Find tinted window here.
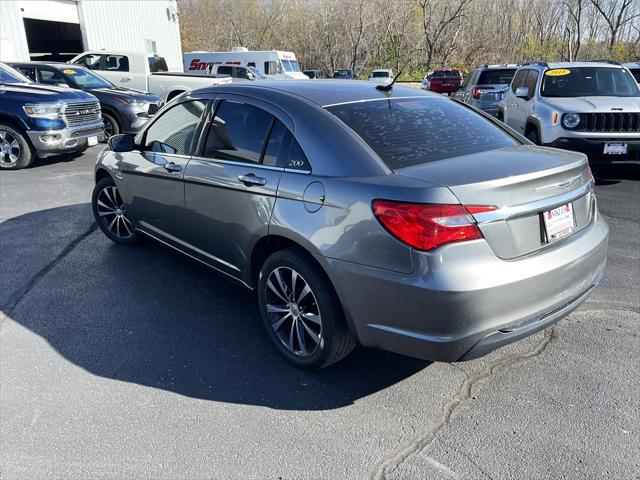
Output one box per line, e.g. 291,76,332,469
148,56,168,73
15,66,36,81
145,100,206,155
541,67,639,97
76,54,102,70
479,69,517,85
262,120,311,170
218,66,233,76
39,68,66,85
629,68,640,83
204,101,273,164
511,69,528,92
104,55,129,72
263,120,291,167
523,70,539,97
327,98,518,170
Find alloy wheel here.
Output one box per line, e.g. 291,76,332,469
103,117,115,138
95,185,135,239
265,267,322,357
0,129,21,167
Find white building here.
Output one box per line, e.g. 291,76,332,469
0,0,183,71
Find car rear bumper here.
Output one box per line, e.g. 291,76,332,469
322,213,608,362
545,137,640,162
27,121,105,156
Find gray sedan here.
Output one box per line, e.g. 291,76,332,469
92,81,608,369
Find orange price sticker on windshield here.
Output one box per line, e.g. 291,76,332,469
545,69,571,76
63,69,77,74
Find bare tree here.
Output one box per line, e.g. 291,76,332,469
563,0,585,60
590,0,640,53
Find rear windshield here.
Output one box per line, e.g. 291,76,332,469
477,69,516,85
372,71,390,78
433,70,460,77
327,97,518,170
541,67,639,97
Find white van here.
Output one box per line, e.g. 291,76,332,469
184,47,308,80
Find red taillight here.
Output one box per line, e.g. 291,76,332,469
471,87,483,99
372,200,495,252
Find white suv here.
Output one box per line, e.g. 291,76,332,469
498,61,640,161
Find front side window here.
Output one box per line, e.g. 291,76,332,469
511,69,528,92
541,67,639,97
145,100,206,155
203,101,274,164
264,61,282,75
104,55,130,72
523,70,539,98
14,66,36,82
327,97,518,170
76,54,102,70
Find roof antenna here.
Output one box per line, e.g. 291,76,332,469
376,57,412,92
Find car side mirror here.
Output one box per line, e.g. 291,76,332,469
108,134,136,152
515,86,530,99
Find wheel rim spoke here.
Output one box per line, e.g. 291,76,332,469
300,318,320,345
97,185,134,239
265,266,322,358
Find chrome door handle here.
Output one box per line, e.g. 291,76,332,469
122,77,133,81
163,162,181,172
238,173,266,186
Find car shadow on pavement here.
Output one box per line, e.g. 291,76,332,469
592,162,639,184
1,204,431,411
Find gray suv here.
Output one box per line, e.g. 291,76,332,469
453,64,518,116
499,61,640,161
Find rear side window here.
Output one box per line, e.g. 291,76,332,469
148,56,168,73
629,68,640,83
327,97,518,170
217,66,233,76
204,101,274,164
104,55,129,72
479,69,517,85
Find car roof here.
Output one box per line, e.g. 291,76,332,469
9,61,81,69
195,80,434,107
531,61,625,69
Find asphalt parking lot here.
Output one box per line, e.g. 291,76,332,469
0,147,638,480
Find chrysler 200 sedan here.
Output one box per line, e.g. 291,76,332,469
92,81,609,369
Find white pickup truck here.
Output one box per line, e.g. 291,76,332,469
69,50,231,103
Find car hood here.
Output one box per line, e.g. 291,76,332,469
87,87,160,102
0,82,98,103
545,96,640,112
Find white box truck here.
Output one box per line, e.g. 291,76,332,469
183,47,308,80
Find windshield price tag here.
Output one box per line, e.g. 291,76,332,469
543,203,575,241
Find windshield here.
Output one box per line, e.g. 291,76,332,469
327,97,517,169
0,63,32,84
62,67,112,89
372,71,390,78
477,69,516,85
281,59,301,73
542,67,639,97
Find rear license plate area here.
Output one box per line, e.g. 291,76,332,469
543,203,575,242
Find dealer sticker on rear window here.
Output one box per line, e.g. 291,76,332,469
545,69,571,76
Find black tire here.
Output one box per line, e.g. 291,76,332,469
526,128,539,145
0,123,36,170
92,176,140,245
102,112,120,142
258,247,355,370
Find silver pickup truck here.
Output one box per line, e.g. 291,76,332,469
498,61,640,161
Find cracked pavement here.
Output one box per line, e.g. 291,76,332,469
0,149,638,479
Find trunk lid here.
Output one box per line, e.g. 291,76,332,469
397,145,595,259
